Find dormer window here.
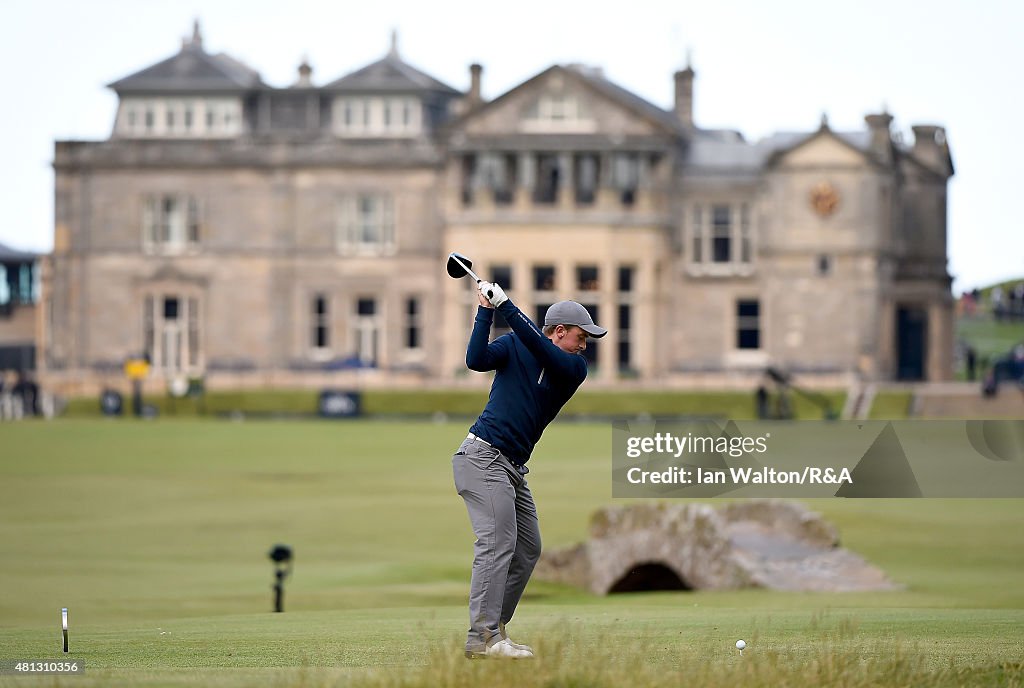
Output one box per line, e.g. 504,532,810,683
116,98,242,138
333,97,422,137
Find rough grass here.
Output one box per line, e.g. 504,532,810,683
0,419,1021,687
1,609,1021,687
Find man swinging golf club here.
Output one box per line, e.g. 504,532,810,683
452,274,606,659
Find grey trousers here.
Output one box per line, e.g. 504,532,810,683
453,436,541,652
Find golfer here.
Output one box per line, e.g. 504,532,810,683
453,280,606,659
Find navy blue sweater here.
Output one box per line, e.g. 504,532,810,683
466,300,587,465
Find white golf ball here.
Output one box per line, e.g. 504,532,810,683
736,639,746,650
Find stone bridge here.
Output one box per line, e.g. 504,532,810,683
534,500,898,594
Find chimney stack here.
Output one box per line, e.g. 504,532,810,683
912,124,951,175
294,58,313,88
864,112,894,163
469,63,483,104
673,66,695,129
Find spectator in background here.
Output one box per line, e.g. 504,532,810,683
965,344,977,382
960,291,977,317
1015,344,1024,398
755,384,769,419
13,371,40,416
992,286,1005,321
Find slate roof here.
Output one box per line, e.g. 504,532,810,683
325,47,460,95
564,64,682,134
686,129,876,170
107,27,263,93
0,241,39,263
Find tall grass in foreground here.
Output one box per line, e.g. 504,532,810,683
351,621,1023,688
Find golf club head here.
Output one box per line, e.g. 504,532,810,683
445,252,492,299
446,252,473,279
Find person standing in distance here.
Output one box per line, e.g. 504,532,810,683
453,279,606,659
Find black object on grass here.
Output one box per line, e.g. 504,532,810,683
268,545,293,613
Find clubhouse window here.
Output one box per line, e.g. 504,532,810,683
336,193,396,255
142,195,201,254
736,299,761,350
405,297,422,350
490,264,513,291
576,265,599,291
618,303,632,371
689,202,754,270
533,265,555,292
311,294,330,352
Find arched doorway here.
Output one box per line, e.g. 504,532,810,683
608,562,690,593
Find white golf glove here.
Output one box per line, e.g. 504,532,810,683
479,280,508,307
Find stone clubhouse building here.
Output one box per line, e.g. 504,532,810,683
41,23,954,394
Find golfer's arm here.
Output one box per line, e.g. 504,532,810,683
499,301,586,380
466,306,506,371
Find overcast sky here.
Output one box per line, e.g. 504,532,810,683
4,0,1021,292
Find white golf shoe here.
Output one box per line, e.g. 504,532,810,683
499,623,534,654
485,639,534,659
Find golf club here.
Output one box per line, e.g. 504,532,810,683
62,608,68,653
446,252,493,299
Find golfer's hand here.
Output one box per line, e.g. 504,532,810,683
477,289,493,309
480,281,508,307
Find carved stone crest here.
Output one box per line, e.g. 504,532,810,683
810,181,839,217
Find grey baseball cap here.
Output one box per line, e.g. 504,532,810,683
544,301,607,338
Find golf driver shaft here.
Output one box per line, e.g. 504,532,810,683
451,254,493,299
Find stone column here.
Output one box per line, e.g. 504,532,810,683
877,298,895,381
600,258,617,382
558,153,575,210
514,257,531,308
635,154,652,212
928,299,953,381
635,257,657,379
447,158,464,215
474,152,494,213
597,152,618,209
516,152,535,212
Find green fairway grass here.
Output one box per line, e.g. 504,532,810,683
1,419,1022,687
